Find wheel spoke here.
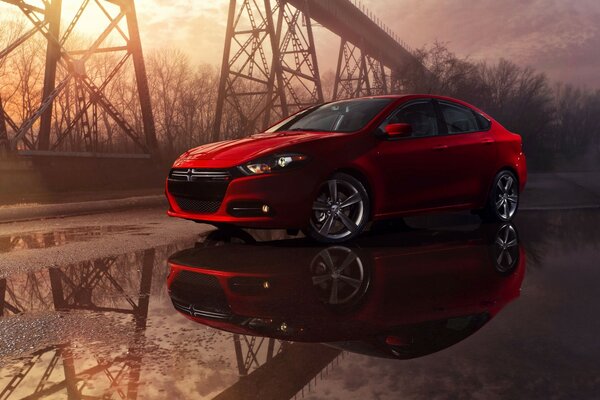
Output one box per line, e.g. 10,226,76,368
319,214,336,236
336,252,357,273
503,202,509,218
497,251,505,265
339,275,362,288
338,212,358,233
496,198,504,208
504,227,510,242
329,279,339,304
328,180,338,202
313,200,329,211
504,176,513,192
507,195,518,204
506,239,518,247
319,248,335,270
505,251,513,265
340,192,361,208
312,275,331,286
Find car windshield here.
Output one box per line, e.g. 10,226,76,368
269,98,393,133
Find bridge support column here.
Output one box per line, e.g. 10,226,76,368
214,0,324,140
333,39,389,100
0,97,10,157
38,0,62,151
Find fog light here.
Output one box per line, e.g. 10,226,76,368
280,322,288,332
263,281,270,289
261,205,270,213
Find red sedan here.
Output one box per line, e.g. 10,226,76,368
166,95,527,243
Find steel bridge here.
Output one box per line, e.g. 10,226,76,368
213,0,419,138
0,0,418,161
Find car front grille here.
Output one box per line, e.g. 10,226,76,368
168,168,232,214
169,270,231,318
169,169,231,182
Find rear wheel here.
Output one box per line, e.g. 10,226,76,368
482,170,519,222
306,173,370,243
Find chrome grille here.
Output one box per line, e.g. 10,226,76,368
170,169,230,182
172,299,231,320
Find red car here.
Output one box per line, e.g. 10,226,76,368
167,223,525,359
166,95,527,243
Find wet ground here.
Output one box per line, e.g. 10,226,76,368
0,207,599,399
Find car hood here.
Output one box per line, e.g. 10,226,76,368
174,131,340,167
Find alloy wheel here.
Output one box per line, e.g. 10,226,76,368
495,173,518,220
310,179,366,241
492,224,519,273
310,246,366,306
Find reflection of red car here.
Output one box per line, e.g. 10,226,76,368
166,95,527,243
167,224,525,359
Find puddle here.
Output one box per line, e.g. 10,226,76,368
0,210,599,399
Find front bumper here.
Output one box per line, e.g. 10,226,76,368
165,167,318,229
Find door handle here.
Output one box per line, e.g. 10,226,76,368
432,145,448,151
481,139,494,145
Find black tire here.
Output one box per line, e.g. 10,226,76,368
481,170,519,223
306,173,370,243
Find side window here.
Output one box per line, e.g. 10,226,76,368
475,112,491,130
384,101,438,137
439,101,480,134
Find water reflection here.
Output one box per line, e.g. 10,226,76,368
0,225,144,253
167,223,525,359
0,245,179,399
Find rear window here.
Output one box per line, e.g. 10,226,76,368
438,101,480,134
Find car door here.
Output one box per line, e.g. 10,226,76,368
372,99,453,215
435,100,497,206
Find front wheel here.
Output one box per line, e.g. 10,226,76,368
306,173,370,243
482,170,519,222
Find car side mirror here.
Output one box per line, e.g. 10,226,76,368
384,123,412,138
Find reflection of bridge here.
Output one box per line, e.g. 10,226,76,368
0,249,156,400
0,0,419,160
0,246,342,399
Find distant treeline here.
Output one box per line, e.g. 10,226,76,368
398,42,600,170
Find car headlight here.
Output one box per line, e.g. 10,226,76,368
239,153,308,175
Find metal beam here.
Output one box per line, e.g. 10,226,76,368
214,343,341,400
124,0,160,159
287,0,416,70
37,0,62,151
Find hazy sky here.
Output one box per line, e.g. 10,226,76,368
2,0,599,88
136,0,600,88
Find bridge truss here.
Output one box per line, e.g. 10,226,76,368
0,0,158,157
213,0,419,138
